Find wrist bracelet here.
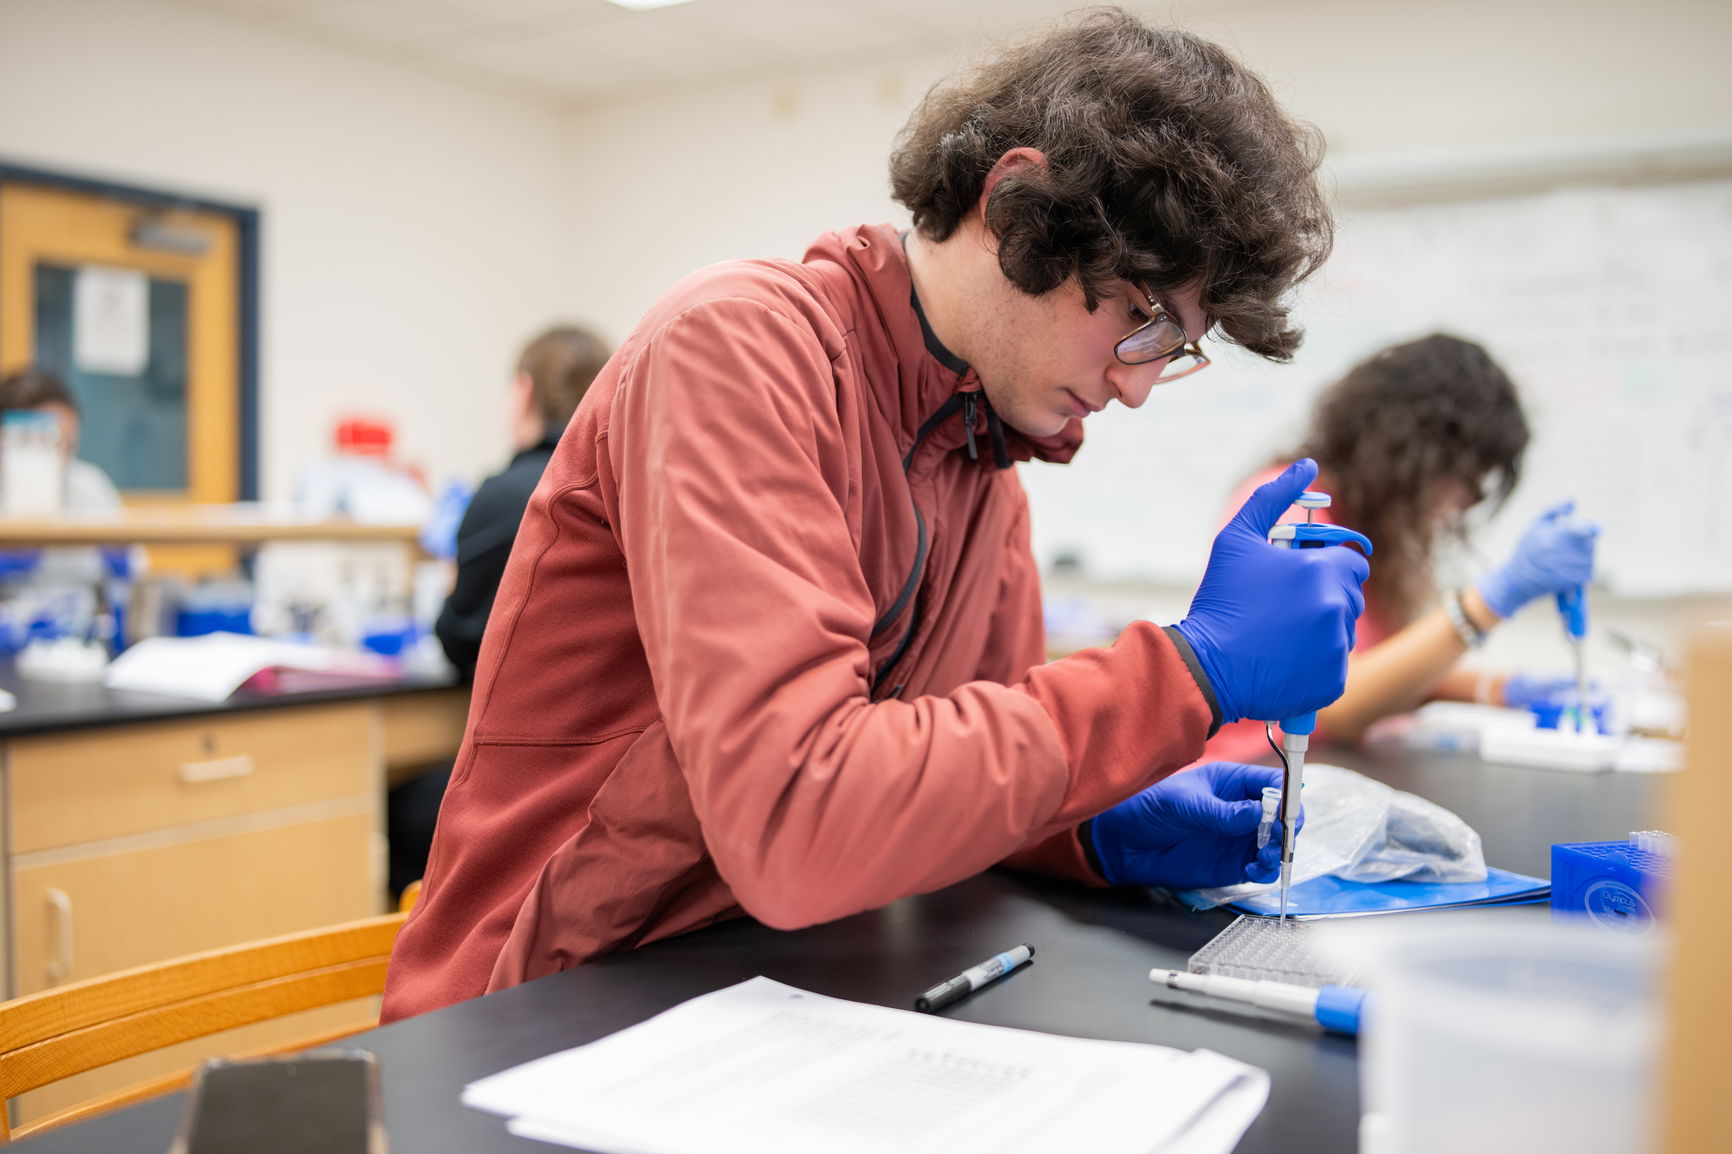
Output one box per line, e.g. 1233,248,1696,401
1443,589,1486,649
1474,668,1499,705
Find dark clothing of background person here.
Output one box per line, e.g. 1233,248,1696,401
434,433,561,682
389,432,560,898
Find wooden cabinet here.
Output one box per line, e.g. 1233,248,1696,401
8,703,377,858
2,701,387,1124
4,702,384,996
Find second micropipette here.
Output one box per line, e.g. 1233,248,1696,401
1557,584,1589,732
1155,969,1368,1037
1265,492,1373,921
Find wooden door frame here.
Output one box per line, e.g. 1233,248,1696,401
0,162,261,500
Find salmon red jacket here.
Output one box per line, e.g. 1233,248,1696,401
382,224,1217,1021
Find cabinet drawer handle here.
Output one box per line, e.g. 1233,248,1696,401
178,754,256,783
46,887,72,986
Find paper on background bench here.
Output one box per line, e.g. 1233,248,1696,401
103,631,396,700
463,976,1267,1154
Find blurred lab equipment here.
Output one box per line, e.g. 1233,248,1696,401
1551,832,1674,933
295,415,432,525
1357,912,1660,1154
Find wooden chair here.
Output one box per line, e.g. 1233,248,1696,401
0,907,412,1143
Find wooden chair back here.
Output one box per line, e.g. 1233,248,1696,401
0,910,407,1143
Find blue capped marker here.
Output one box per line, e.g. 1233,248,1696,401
915,944,1034,1012
1156,969,1368,1037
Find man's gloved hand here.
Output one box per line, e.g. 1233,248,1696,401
1087,762,1301,890
1173,459,1370,724
1475,501,1599,620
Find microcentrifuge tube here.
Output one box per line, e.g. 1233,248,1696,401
1257,787,1281,849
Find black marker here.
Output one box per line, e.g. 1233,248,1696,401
914,943,1035,1012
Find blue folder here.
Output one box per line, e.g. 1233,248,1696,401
1223,866,1551,920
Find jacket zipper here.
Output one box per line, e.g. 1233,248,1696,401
871,391,971,698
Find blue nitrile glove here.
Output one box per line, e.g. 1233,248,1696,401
419,477,474,562
1501,672,1583,710
1088,762,1302,889
1475,501,1599,620
1172,459,1370,725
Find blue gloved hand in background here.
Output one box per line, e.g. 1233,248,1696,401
1476,501,1598,620
419,477,475,562
1088,762,1300,889
1501,672,1586,710
1173,459,1370,724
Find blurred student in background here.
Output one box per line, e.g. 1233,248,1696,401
434,324,611,681
1202,333,1598,762
0,367,131,590
0,367,125,513
388,323,610,899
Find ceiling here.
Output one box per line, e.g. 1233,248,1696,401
181,0,1120,105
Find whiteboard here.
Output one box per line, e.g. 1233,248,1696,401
1021,178,1732,597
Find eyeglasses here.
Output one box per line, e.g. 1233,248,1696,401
1114,285,1210,382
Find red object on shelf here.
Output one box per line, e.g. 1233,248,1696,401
335,416,394,457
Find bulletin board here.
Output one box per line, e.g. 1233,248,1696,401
1020,176,1732,597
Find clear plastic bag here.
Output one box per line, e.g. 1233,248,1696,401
1178,763,1487,910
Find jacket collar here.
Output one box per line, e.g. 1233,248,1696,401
803,224,1082,468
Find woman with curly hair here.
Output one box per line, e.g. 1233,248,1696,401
1203,333,1599,760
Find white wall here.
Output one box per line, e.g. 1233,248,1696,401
3,0,1726,666
557,0,1732,333
550,0,1732,673
6,0,1726,497
0,0,580,500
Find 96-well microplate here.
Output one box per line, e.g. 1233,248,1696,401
1187,915,1359,989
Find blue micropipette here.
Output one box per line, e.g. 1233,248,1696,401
1266,492,1373,921
1557,584,1589,732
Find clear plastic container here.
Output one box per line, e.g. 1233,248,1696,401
1359,913,1660,1154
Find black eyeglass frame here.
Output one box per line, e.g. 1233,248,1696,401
1113,285,1210,381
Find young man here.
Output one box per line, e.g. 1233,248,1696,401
383,10,1366,1021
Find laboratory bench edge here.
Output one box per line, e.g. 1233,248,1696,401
6,743,1659,1154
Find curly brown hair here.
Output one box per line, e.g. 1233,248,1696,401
889,8,1332,361
1294,334,1530,625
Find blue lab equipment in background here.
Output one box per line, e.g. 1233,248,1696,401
1529,694,1612,734
174,580,255,637
1551,834,1673,932
360,616,418,657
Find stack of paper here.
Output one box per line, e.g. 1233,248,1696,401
463,977,1267,1154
